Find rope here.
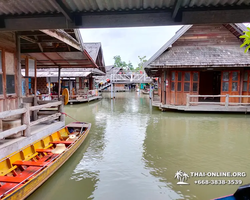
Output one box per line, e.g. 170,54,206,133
60,112,80,122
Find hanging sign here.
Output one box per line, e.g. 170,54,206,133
166,80,169,87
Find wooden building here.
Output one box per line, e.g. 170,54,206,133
21,42,106,100
145,23,250,112
0,29,101,158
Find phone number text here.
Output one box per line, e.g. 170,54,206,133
194,180,243,185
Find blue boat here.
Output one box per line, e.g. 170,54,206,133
214,184,250,200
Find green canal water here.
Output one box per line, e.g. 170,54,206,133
27,92,250,200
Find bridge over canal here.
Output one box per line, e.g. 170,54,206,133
97,73,153,98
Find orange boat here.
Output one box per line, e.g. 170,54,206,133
0,122,91,200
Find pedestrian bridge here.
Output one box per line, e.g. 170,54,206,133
110,74,152,84
96,73,152,92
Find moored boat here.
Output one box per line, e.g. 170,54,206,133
141,90,149,94
214,184,250,200
0,122,91,200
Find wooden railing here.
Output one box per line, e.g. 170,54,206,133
186,94,250,108
37,89,99,101
0,100,64,140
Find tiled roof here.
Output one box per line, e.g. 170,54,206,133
150,45,250,67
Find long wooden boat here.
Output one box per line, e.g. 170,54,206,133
0,122,91,200
141,90,149,94
214,184,250,200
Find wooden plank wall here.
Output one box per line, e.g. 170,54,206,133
0,32,19,112
174,24,241,47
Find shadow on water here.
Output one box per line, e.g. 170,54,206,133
27,92,250,200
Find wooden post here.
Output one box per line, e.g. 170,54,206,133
48,77,51,98
34,60,37,96
2,50,6,110
163,70,166,105
25,57,29,97
225,94,229,108
58,66,61,100
149,83,152,99
239,69,244,104
15,33,23,105
33,96,38,121
111,83,113,99
59,97,65,122
22,103,31,137
186,94,190,108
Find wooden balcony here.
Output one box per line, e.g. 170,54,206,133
0,99,65,160
153,94,250,113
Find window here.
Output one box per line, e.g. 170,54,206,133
28,59,35,77
177,72,182,91
5,52,15,94
6,75,15,94
192,72,199,92
222,72,229,92
231,71,238,91
0,74,2,95
184,72,190,92
243,71,250,92
171,71,175,91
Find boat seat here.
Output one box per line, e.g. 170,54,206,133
50,141,74,145
13,161,49,167
36,149,53,153
0,176,27,184
0,183,19,196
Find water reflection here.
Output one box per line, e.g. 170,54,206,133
27,92,250,200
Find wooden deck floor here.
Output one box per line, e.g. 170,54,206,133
68,96,102,104
0,121,64,160
152,101,250,113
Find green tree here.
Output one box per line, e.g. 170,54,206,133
113,55,133,70
127,61,133,71
240,27,250,53
135,56,147,71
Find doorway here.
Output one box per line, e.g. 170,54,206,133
199,71,221,102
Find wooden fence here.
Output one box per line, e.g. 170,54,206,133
186,94,250,108
0,100,64,140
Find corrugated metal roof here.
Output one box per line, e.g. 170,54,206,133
0,0,250,15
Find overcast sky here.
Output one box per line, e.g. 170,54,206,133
80,25,182,68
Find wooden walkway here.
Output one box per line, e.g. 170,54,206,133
68,96,102,104
152,101,250,113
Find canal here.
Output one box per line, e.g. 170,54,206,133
28,92,250,200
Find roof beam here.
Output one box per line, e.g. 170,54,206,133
20,36,37,43
172,0,182,21
48,0,74,22
1,8,250,31
34,35,43,52
39,29,81,51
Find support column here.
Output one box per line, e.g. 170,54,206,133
48,77,51,96
59,97,65,122
111,83,114,99
163,70,166,105
34,60,37,96
22,103,31,137
15,33,23,105
149,83,152,99
58,66,61,100
25,57,29,97
113,83,115,98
